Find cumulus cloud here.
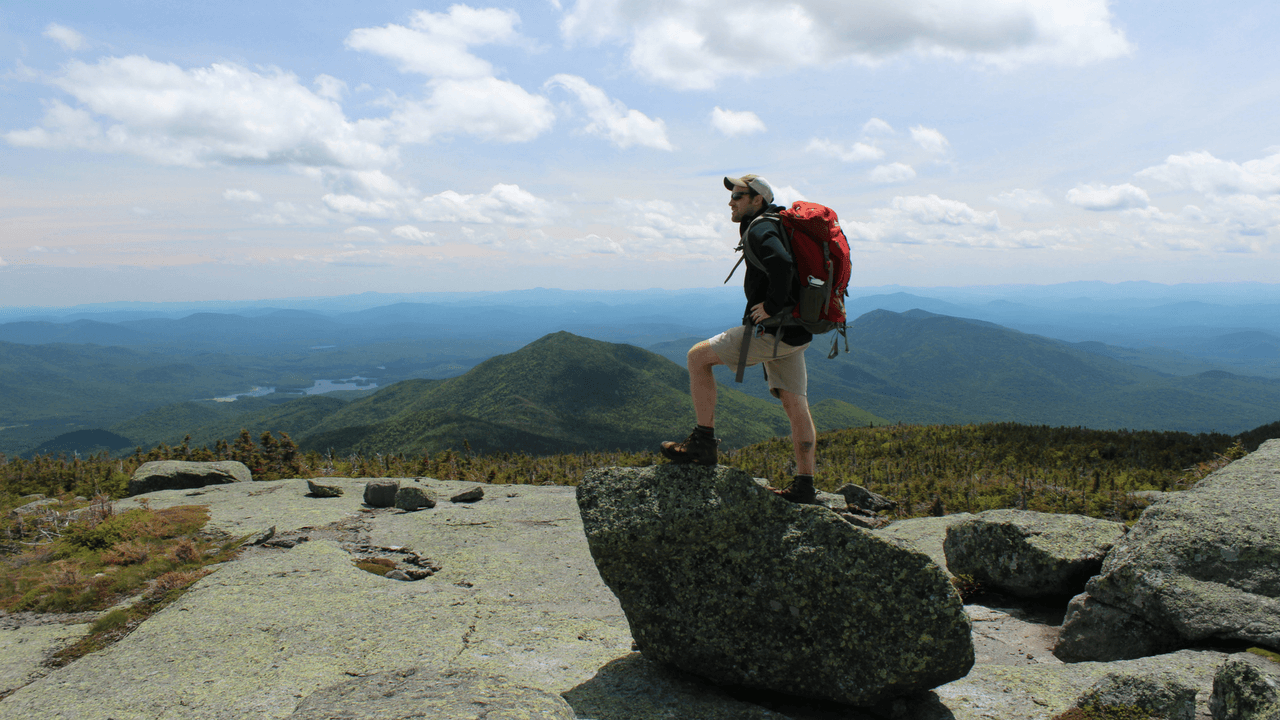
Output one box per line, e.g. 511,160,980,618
313,74,347,101
870,163,917,184
5,57,392,169
807,138,884,163
391,225,437,244
344,225,380,236
840,194,1036,249
347,7,555,145
616,199,731,255
910,125,950,153
223,189,264,202
990,188,1053,210
1136,149,1280,197
44,23,85,51
409,184,561,226
892,195,1001,229
545,74,672,150
1066,183,1151,210
345,6,520,79
863,118,895,135
710,107,765,137
392,77,555,144
561,0,1131,89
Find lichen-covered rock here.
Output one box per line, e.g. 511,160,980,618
1075,670,1197,720
1055,592,1182,662
287,667,576,719
836,483,898,513
943,509,1126,598
872,513,974,580
576,464,974,706
363,480,399,508
128,460,251,495
305,480,343,498
394,485,436,511
450,486,485,503
1211,658,1280,720
1071,440,1280,658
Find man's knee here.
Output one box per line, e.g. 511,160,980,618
687,341,722,370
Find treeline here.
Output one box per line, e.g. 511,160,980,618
0,423,1261,523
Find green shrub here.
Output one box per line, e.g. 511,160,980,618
90,608,130,634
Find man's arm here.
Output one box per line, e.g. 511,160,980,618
747,218,794,315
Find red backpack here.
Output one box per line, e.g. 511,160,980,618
726,201,852,362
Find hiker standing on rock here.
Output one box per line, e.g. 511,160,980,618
660,174,818,504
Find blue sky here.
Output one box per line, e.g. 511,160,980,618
2,1,1279,305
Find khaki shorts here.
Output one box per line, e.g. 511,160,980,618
708,325,809,398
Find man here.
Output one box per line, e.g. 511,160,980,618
660,174,818,504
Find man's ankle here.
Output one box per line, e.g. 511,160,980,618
694,424,715,436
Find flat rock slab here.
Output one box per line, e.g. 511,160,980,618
287,667,575,719
944,509,1126,597
577,464,974,706
0,478,631,720
0,619,90,697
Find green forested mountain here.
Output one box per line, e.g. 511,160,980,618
296,331,884,454
110,395,349,450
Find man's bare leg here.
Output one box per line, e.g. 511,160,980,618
687,341,725,427
778,389,816,474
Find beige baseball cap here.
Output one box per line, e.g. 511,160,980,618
723,174,774,204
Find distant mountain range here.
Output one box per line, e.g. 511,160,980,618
8,300,1280,458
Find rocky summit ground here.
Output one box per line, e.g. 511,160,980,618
0,475,1264,719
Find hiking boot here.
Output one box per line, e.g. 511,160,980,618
772,476,817,504
660,429,720,466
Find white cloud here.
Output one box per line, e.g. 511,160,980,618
344,225,380,236
562,0,1131,89
807,138,884,163
710,107,765,137
892,195,1001,229
249,201,343,226
771,185,807,209
391,225,437,244
1066,183,1151,211
412,184,561,226
616,199,731,255
44,23,85,51
345,6,521,80
5,57,392,170
870,163,917,184
862,118,895,136
1136,150,1280,197
990,188,1053,210
223,189,264,203
545,74,672,150
392,77,555,144
313,74,347,101
910,125,950,153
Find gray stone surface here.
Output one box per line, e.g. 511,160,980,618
1211,658,1280,720
450,486,485,503
394,484,435,511
577,464,974,706
305,480,342,498
362,479,399,507
128,460,251,495
1073,439,1280,656
944,509,1126,598
1055,591,1182,662
287,667,576,719
835,483,898,513
10,498,59,515
1075,670,1197,720
872,513,974,579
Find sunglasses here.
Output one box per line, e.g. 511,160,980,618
730,191,751,200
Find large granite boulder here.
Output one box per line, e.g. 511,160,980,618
1074,670,1197,720
1055,591,1182,662
1211,658,1280,720
872,513,974,579
363,480,399,508
577,464,974,706
943,509,1126,598
128,460,251,495
1057,441,1280,661
395,485,436,511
